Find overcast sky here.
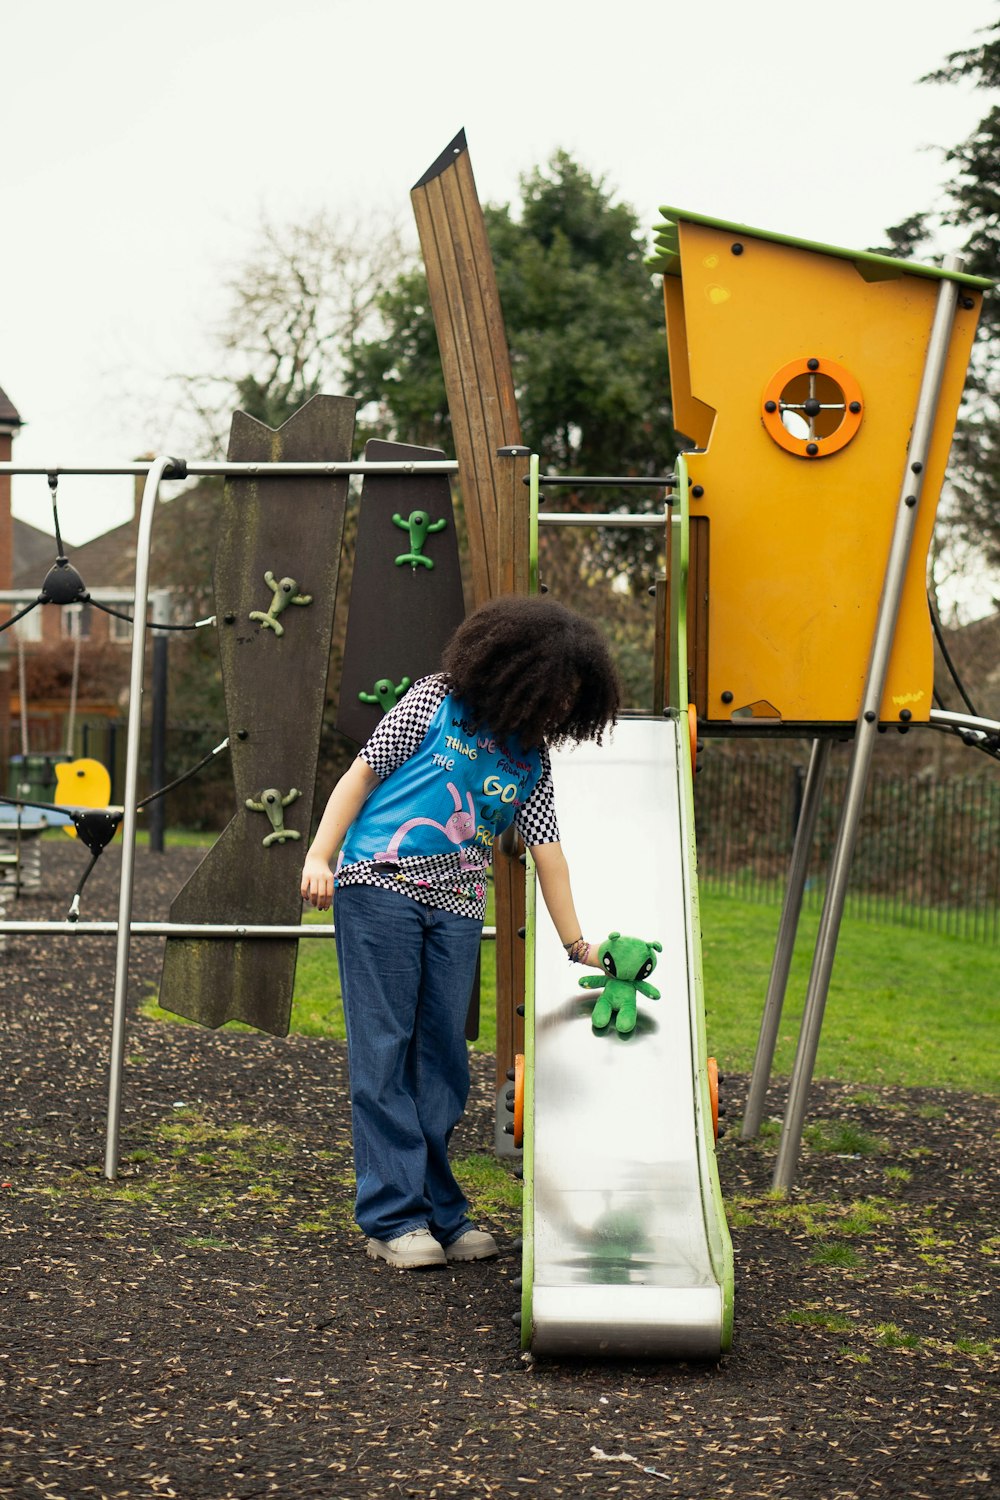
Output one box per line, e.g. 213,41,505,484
2,0,996,579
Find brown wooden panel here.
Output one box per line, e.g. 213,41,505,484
158,395,355,1034
411,130,524,608
337,439,466,746
495,446,531,597
433,170,496,528
413,182,494,603
439,164,510,459
411,131,528,1092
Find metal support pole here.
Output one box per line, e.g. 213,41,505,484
0,460,459,478
148,590,170,855
741,738,830,1139
0,920,498,939
773,261,963,1193
537,513,668,529
103,457,173,1180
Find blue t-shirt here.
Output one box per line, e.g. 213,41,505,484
336,675,558,920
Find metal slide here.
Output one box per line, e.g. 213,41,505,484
521,711,733,1358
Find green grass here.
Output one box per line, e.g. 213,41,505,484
144,878,999,1095
781,1307,854,1334
874,1322,921,1350
37,827,216,849
452,1152,523,1226
803,1121,885,1155
699,891,1000,1093
142,829,217,848
288,889,1000,1089
809,1243,863,1269
145,891,499,1048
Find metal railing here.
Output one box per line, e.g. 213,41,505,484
695,753,1000,943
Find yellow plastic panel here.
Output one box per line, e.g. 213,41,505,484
663,275,716,449
665,220,981,725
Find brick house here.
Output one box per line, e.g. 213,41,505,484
0,379,218,789
9,477,148,762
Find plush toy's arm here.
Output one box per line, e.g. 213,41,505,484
637,980,660,1000
578,975,607,990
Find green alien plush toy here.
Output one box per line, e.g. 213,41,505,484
579,931,662,1036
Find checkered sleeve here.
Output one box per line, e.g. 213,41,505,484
358,675,448,779
516,746,560,846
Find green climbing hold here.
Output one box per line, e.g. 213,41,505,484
249,570,312,636
245,787,301,846
392,510,447,569
359,677,412,715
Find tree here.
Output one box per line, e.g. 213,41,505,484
350,151,675,486
177,209,413,453
348,149,679,708
160,213,416,820
169,159,676,716
347,152,675,705
878,19,1000,577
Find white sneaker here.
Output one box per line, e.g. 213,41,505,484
366,1229,446,1269
445,1229,499,1262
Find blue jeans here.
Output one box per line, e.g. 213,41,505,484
333,884,483,1244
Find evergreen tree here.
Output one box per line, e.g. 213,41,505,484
349,152,676,599
349,153,674,481
880,19,1000,569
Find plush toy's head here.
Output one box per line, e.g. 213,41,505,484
598,930,662,984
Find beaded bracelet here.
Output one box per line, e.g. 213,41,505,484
565,936,591,965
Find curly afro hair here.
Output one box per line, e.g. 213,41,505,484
441,596,620,750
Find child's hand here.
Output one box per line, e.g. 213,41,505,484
301,852,334,911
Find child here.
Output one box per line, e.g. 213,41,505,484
300,595,620,1270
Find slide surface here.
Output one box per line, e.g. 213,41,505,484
522,712,733,1358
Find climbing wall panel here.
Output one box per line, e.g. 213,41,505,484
158,394,355,1034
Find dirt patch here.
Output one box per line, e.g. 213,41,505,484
0,844,996,1498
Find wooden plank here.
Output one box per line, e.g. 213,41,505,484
494,448,531,599
158,395,355,1034
426,171,500,586
412,182,495,603
412,130,526,605
411,131,529,1098
453,147,522,440
439,165,507,459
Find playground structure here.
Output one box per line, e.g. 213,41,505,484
648,204,991,1191
0,132,993,1362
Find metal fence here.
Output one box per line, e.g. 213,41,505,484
17,723,1000,942
695,752,1000,943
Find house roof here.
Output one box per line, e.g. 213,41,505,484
0,384,22,427
18,481,221,600
12,517,60,589
70,515,140,589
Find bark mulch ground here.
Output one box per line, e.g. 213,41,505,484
0,843,997,1499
